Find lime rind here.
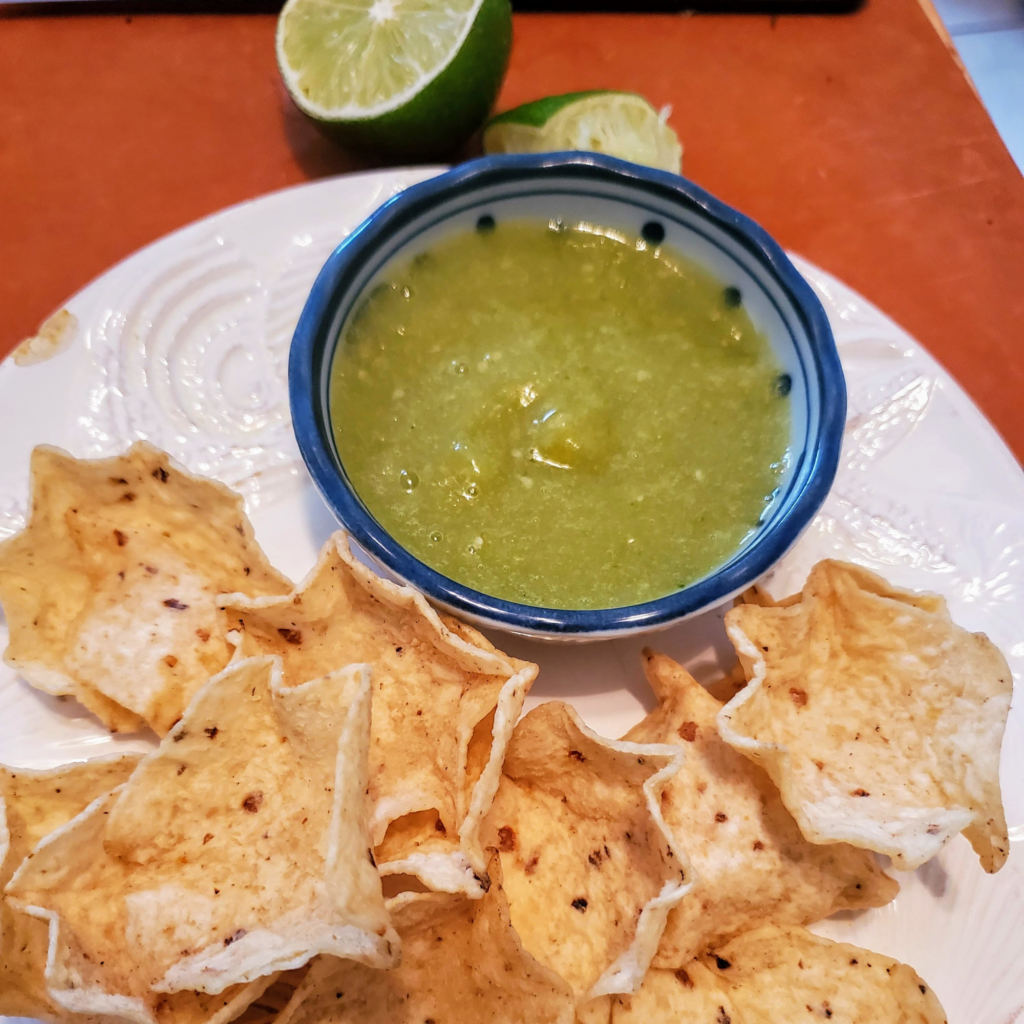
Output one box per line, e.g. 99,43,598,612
483,91,683,174
486,90,617,129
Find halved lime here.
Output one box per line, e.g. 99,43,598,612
483,91,683,173
277,0,512,160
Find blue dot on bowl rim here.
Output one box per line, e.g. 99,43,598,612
641,220,666,245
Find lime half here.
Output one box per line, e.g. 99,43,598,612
277,0,512,160
484,91,683,173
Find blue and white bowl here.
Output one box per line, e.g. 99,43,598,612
289,153,845,640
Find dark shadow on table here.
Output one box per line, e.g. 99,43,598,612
277,88,376,182
276,81,486,180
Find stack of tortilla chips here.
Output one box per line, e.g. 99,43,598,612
2,445,1011,1023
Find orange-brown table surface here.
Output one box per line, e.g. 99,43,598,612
2,3,1023,458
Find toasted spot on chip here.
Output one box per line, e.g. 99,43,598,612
6,656,397,1019
483,701,689,1002
0,754,141,1020
624,651,897,969
0,443,291,735
719,560,1012,871
275,861,574,1024
242,790,264,813
220,533,536,894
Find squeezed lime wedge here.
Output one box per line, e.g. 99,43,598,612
484,91,683,173
277,0,512,159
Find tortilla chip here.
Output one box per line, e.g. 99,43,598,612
704,662,747,705
610,925,946,1023
609,960,739,1023
576,999,614,1024
719,560,1013,871
6,656,397,1021
0,442,291,735
0,754,142,1020
276,865,575,1024
6,787,280,1024
624,651,897,968
482,701,690,1003
232,970,309,1024
13,308,78,367
701,924,947,1023
734,584,800,611
221,533,537,894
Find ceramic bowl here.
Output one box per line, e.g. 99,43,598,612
289,153,845,640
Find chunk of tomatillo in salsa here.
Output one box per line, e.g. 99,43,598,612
329,219,791,610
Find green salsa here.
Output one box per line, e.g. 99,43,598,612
330,220,791,609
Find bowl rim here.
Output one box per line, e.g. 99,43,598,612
288,152,845,635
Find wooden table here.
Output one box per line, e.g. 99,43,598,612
2,2,1022,458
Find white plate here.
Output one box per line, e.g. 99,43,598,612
1,167,1022,1024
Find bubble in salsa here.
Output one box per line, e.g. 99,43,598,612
329,219,791,610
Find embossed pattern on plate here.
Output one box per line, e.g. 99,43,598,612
0,169,1021,1024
